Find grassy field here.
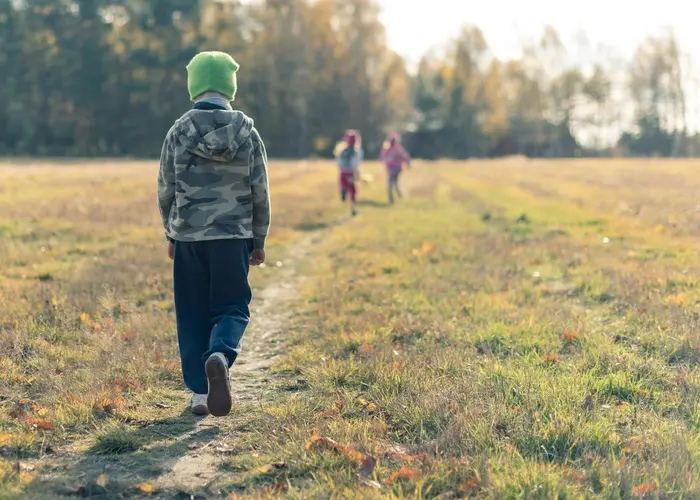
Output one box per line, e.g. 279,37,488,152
1,158,699,498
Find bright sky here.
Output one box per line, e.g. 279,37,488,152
379,0,699,67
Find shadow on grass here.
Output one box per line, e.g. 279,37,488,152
356,199,391,208
24,409,221,498
294,221,332,232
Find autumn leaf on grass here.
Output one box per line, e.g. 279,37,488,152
19,471,32,483
421,243,436,254
26,418,55,431
543,354,560,365
358,397,379,413
96,474,107,487
459,475,480,493
0,433,13,447
631,482,656,497
385,466,421,484
669,294,687,306
255,462,287,474
357,343,374,355
316,406,340,420
136,482,155,493
305,431,377,476
112,378,139,392
562,330,580,343
625,436,645,455
31,405,48,417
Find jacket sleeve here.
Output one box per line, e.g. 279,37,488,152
250,128,271,250
157,130,176,242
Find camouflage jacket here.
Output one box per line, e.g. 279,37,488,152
158,107,270,249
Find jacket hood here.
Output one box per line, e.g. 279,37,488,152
173,109,254,162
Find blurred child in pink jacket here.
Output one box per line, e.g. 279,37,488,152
379,132,411,204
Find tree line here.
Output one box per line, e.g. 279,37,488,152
1,0,697,159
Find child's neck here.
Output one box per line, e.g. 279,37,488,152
193,93,232,110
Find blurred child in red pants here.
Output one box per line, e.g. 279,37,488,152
334,129,363,216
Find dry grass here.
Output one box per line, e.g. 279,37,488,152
1,158,700,498
0,159,341,497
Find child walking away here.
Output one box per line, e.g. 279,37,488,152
380,132,411,204
334,129,363,216
157,51,270,417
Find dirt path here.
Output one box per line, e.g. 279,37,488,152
154,232,323,495
24,226,336,499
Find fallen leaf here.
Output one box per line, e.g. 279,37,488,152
562,330,579,343
357,343,374,354
305,431,376,472
460,475,480,492
316,407,340,419
386,466,421,484
335,401,344,410
31,405,48,417
26,418,55,431
0,433,13,446
358,398,378,413
631,482,656,497
96,474,107,487
421,243,436,254
19,471,32,483
136,482,154,493
543,354,559,365
255,462,286,474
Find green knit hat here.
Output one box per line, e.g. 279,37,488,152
186,51,240,101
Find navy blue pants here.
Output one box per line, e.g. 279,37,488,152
173,238,253,395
